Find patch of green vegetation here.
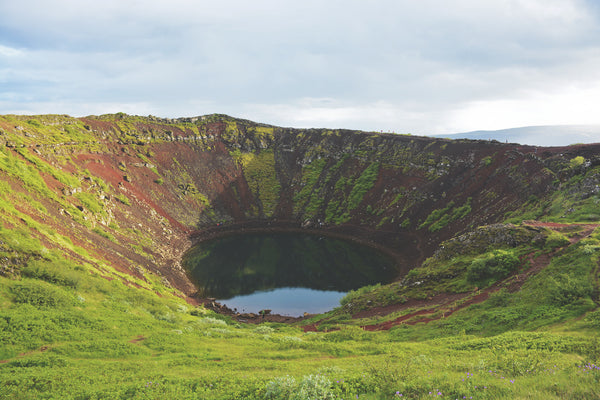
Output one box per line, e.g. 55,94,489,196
75,192,105,215
116,193,131,206
9,279,75,308
389,190,405,207
293,158,327,215
545,231,571,249
229,148,243,166
135,152,160,176
419,198,472,232
505,164,600,224
466,249,521,284
241,150,281,217
0,147,57,200
347,163,379,211
570,156,585,168
92,227,116,242
16,148,81,188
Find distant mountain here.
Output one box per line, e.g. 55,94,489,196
433,125,600,147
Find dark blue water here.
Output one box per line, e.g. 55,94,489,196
182,232,398,316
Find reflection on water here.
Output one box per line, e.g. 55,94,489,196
182,232,397,316
219,287,346,317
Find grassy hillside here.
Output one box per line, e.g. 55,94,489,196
0,114,599,399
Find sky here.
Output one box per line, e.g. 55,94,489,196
1,0,600,136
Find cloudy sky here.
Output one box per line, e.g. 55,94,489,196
1,0,600,135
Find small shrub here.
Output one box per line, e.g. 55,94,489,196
467,250,520,283
294,374,336,400
253,325,275,335
584,310,600,328
199,317,227,327
264,376,297,400
546,273,593,306
545,231,570,249
265,374,336,400
190,307,207,316
276,336,304,348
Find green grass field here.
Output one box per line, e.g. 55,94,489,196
1,220,599,399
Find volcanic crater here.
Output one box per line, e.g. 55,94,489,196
2,113,599,320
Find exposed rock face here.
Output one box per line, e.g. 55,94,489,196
1,113,598,295
429,224,547,262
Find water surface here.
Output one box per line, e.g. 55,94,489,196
183,232,397,316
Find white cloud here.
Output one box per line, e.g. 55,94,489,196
1,0,599,134
446,80,600,132
0,45,22,57
241,99,428,133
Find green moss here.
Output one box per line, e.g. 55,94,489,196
75,192,104,215
420,198,472,232
116,194,131,206
389,191,405,207
347,163,379,211
241,149,281,217
293,158,327,214
324,200,340,223
92,227,116,242
229,149,243,166
570,156,585,168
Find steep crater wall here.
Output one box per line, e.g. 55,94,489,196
1,113,599,298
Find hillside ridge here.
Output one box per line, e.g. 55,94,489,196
1,113,599,298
